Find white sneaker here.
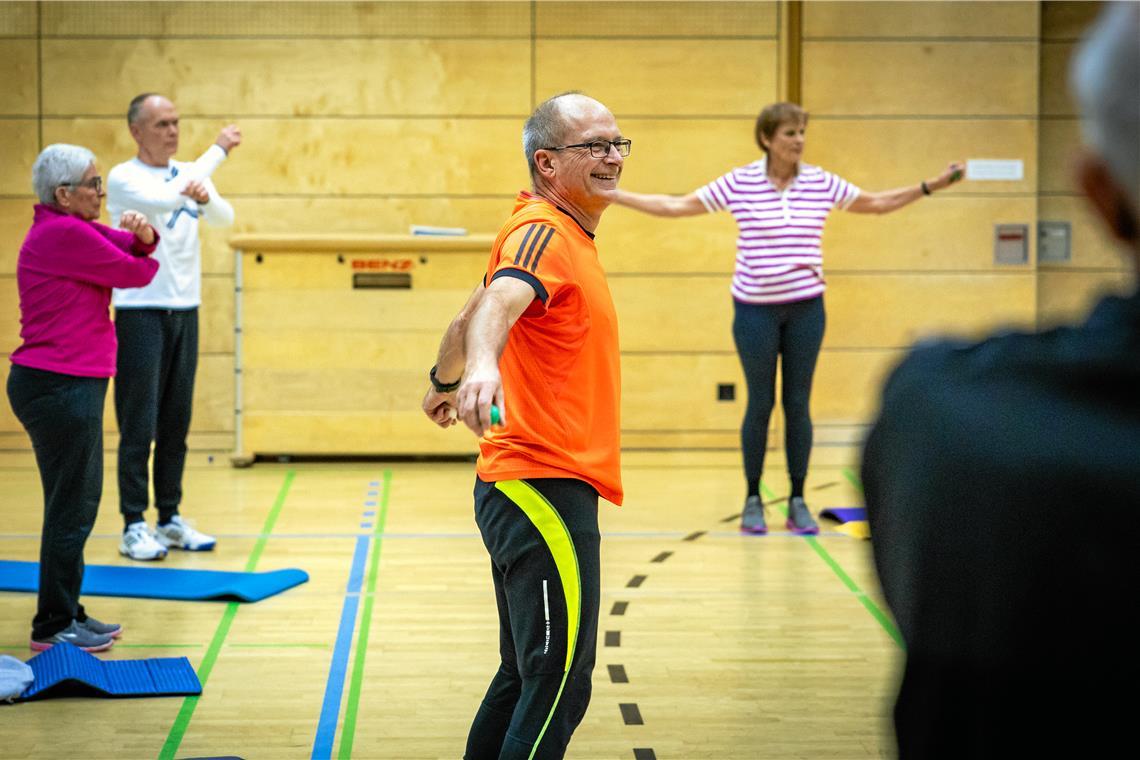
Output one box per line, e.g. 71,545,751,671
155,515,216,551
119,522,167,561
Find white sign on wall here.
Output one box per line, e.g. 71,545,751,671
967,159,1025,181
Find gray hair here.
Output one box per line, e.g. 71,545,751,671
1071,1,1139,208
127,92,158,125
522,91,583,181
32,143,96,205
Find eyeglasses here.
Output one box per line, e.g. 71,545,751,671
62,176,103,194
544,139,631,158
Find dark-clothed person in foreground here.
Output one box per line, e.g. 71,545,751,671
862,4,1140,758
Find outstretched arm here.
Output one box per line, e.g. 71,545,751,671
610,189,707,218
455,276,536,436
848,161,965,215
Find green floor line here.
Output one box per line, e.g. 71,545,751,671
158,469,296,760
228,642,329,649
337,469,393,760
761,483,901,648
109,643,204,649
841,467,864,492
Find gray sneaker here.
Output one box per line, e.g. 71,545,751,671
740,495,767,534
30,620,115,653
79,616,122,639
786,497,820,535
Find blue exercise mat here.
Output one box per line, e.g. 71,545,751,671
19,641,201,701
819,507,867,524
0,561,308,602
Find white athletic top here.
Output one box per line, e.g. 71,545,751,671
696,158,861,305
109,144,234,309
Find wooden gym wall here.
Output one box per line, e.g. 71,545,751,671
0,1,1125,463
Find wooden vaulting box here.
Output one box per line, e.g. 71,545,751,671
231,234,493,462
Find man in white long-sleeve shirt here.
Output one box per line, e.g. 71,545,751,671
109,93,240,561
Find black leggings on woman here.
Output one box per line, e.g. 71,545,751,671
732,296,826,493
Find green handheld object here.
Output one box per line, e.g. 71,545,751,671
490,405,502,426
950,169,963,183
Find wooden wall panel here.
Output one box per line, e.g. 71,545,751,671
536,2,778,37
44,118,530,196
806,119,1037,193
2,1,1067,456
0,120,37,196
0,277,18,351
0,201,32,273
199,276,234,354
1038,117,1081,194
822,197,1038,272
613,273,1036,353
611,118,758,194
0,359,19,433
824,273,1037,346
0,3,36,35
1040,42,1077,116
621,353,743,432
41,39,532,117
598,209,737,274
1040,2,1103,41
611,276,733,353
1037,271,1134,328
535,40,777,116
41,1,531,37
804,1,1037,38
811,349,903,423
804,42,1037,116
0,40,37,115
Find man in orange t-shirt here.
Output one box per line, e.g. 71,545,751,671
422,92,629,759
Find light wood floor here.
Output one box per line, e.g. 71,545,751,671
0,449,900,759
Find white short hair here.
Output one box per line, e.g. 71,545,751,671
1071,2,1139,208
32,144,96,205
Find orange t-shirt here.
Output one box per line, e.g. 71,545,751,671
476,191,623,505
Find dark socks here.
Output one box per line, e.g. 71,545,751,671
123,516,145,532
746,480,760,498
157,510,178,527
790,477,805,499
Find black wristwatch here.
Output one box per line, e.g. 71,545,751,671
429,365,461,393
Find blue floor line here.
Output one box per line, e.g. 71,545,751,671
311,534,369,760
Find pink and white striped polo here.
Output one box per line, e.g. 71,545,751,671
696,158,861,305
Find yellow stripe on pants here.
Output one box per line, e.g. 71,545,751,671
494,479,582,758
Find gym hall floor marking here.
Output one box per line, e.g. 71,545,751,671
159,469,296,760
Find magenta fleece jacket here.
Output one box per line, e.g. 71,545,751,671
9,204,159,377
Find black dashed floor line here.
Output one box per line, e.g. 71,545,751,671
611,601,628,616
620,703,644,725
626,574,646,588
605,630,621,647
683,530,706,541
608,664,629,683
650,551,672,563
633,749,657,760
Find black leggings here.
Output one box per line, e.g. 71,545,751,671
732,297,826,490
7,364,107,639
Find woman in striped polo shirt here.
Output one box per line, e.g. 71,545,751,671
611,102,962,535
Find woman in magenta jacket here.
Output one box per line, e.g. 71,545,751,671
8,143,159,653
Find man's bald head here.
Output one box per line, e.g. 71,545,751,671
522,92,612,181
